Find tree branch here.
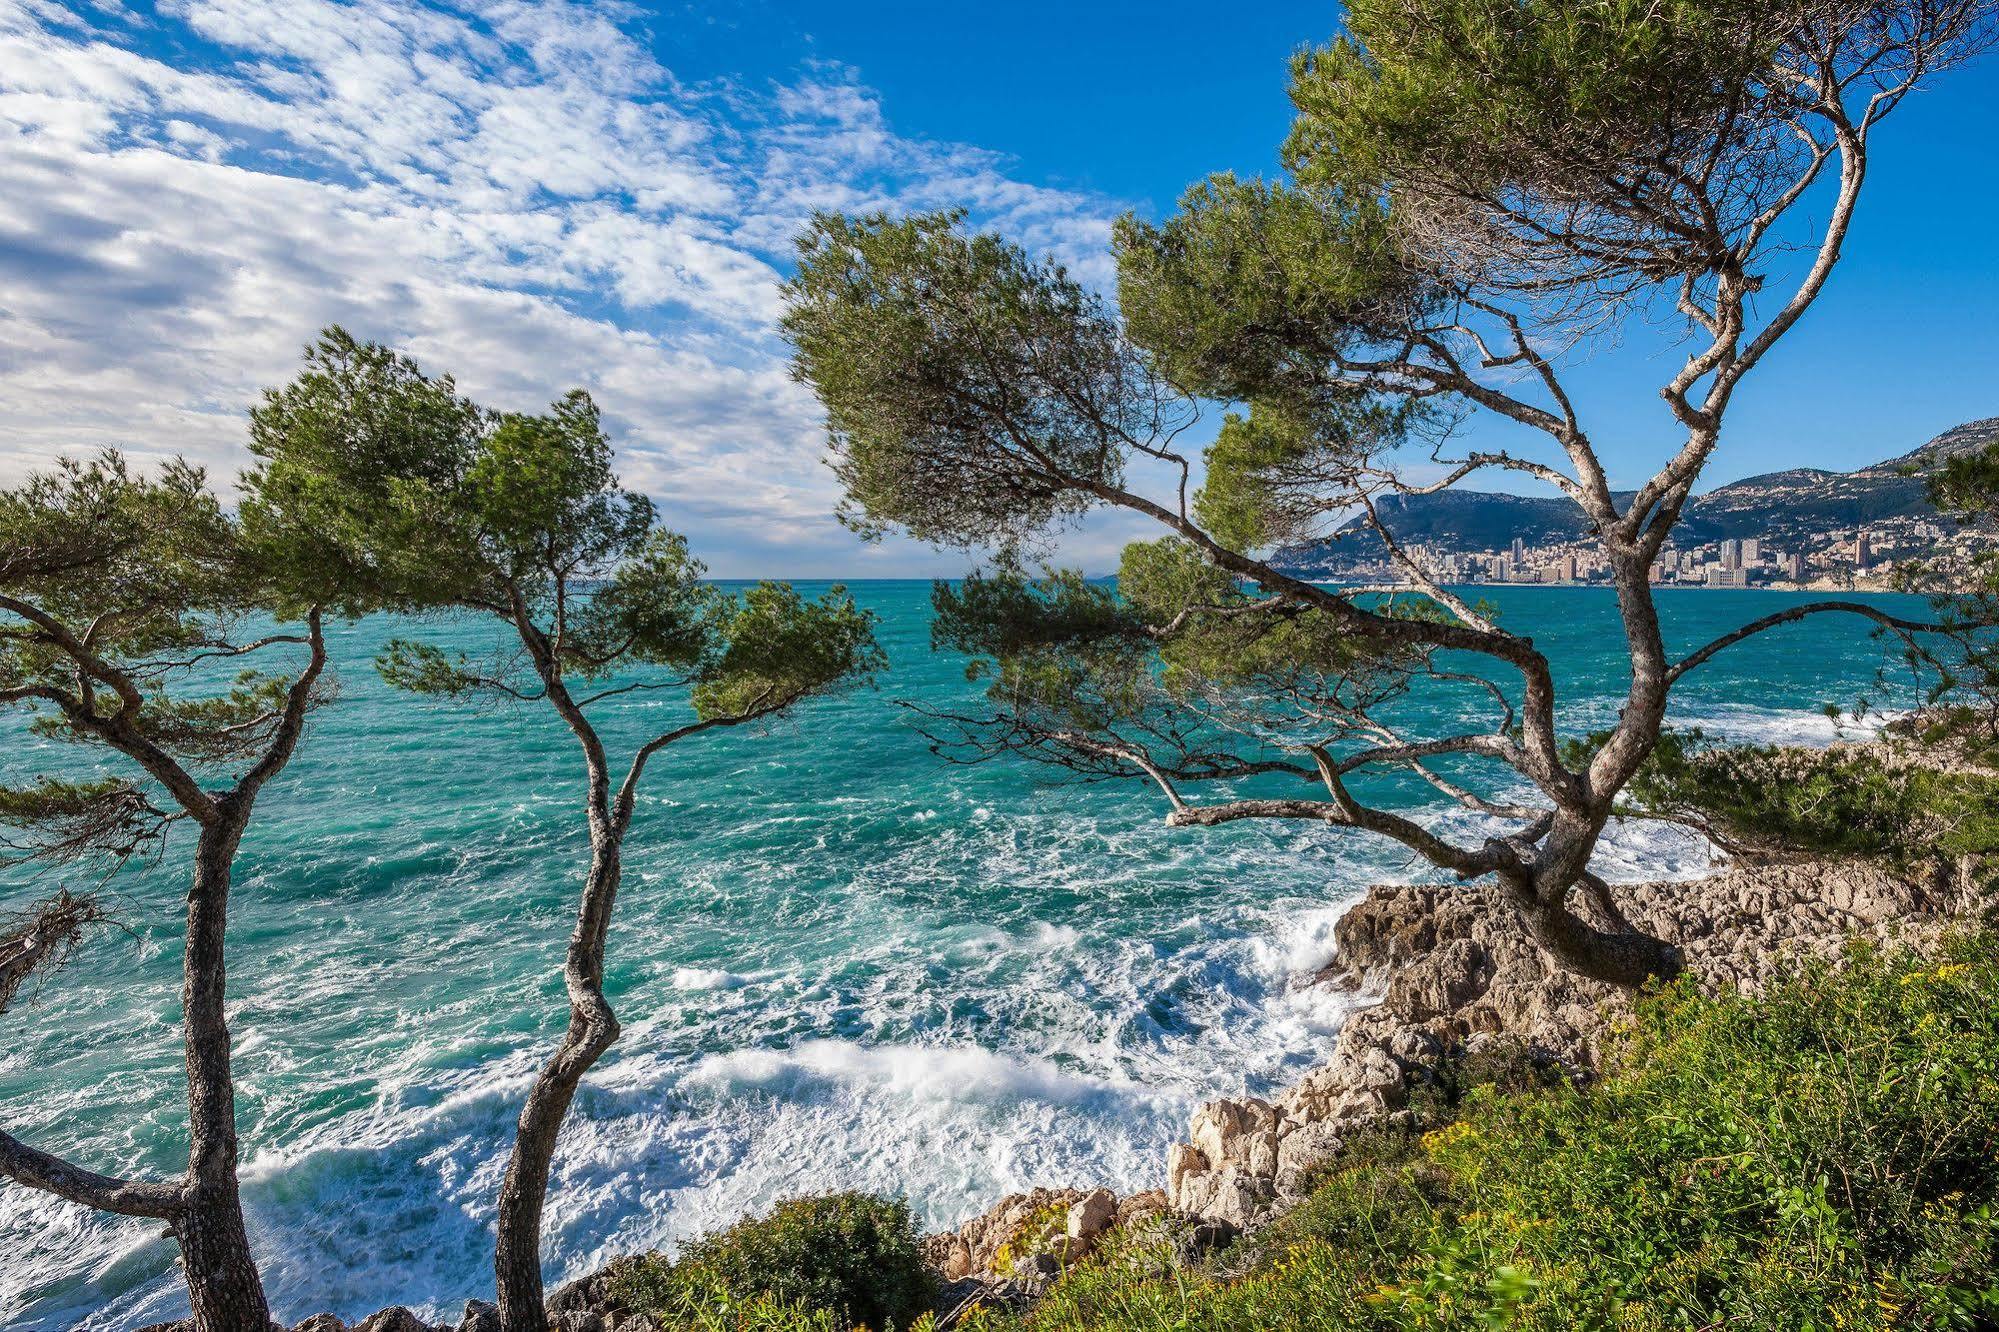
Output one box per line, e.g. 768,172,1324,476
0,1130,185,1219
1667,599,1947,685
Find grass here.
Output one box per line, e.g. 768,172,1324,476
626,930,1999,1331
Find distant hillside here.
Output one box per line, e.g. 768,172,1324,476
1280,416,1999,567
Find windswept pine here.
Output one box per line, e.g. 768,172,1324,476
781,0,1999,990
0,453,343,1330
240,330,884,1332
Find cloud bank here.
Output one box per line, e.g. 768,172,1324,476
0,0,1135,573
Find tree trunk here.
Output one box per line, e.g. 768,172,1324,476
177,812,273,1332
1510,878,1683,988
494,831,624,1332
174,1194,270,1332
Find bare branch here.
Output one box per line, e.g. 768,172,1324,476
0,1130,184,1220
1667,599,1950,685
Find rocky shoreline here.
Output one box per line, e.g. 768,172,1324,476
175,853,1990,1332
913,853,1991,1324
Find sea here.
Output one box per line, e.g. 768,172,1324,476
0,584,1937,1329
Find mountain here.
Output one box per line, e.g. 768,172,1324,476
1278,417,1999,570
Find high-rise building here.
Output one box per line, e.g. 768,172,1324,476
1787,552,1807,581
1855,531,1872,570
1511,536,1526,563
1741,538,1760,566
1720,538,1741,570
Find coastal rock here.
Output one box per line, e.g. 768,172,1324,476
1116,1188,1170,1228
546,1272,614,1315
453,1300,499,1332
291,1317,349,1332
548,1314,607,1332
1164,855,1991,1229
354,1309,435,1332
1164,1142,1206,1200
1066,1188,1117,1244
924,1186,1093,1280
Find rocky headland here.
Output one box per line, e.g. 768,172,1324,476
914,853,1992,1325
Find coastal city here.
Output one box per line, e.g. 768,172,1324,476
1297,508,1997,590
1394,525,1925,589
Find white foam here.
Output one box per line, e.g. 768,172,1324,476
669,967,751,992
3,701,1867,1330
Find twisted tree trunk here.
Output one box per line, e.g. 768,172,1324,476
493,819,624,1332
173,809,273,1332
1510,882,1684,988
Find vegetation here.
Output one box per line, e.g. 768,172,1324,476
240,328,885,1332
973,934,1999,1331
1611,729,1999,866
607,1193,935,1332
783,0,1998,989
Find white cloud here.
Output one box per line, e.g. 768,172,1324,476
0,0,1136,573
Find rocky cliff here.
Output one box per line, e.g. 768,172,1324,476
1158,856,1989,1235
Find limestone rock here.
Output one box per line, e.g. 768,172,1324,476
1066,1188,1117,1243
291,1317,349,1332
1164,1141,1207,1204
546,1273,613,1315
354,1310,434,1332
931,1187,1090,1279
1116,1188,1170,1228
453,1301,499,1332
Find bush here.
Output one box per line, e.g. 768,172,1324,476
608,1191,936,1330
1606,728,1999,864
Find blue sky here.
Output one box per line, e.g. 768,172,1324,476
1,1,1994,574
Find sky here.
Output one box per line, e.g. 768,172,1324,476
1,0,1995,576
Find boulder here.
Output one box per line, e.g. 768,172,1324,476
546,1273,614,1315
1116,1189,1170,1228
1066,1188,1117,1245
291,1317,349,1332
928,1187,1092,1279
453,1301,499,1332
354,1310,433,1332
1164,1142,1207,1203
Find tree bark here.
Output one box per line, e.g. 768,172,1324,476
494,826,624,1332
175,810,273,1332
1507,875,1683,988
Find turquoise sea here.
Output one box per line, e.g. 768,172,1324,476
0,584,1938,1329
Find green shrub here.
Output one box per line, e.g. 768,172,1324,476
1594,728,1999,864
608,1191,936,1331
985,932,1999,1331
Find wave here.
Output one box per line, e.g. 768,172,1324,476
0,695,1872,1330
